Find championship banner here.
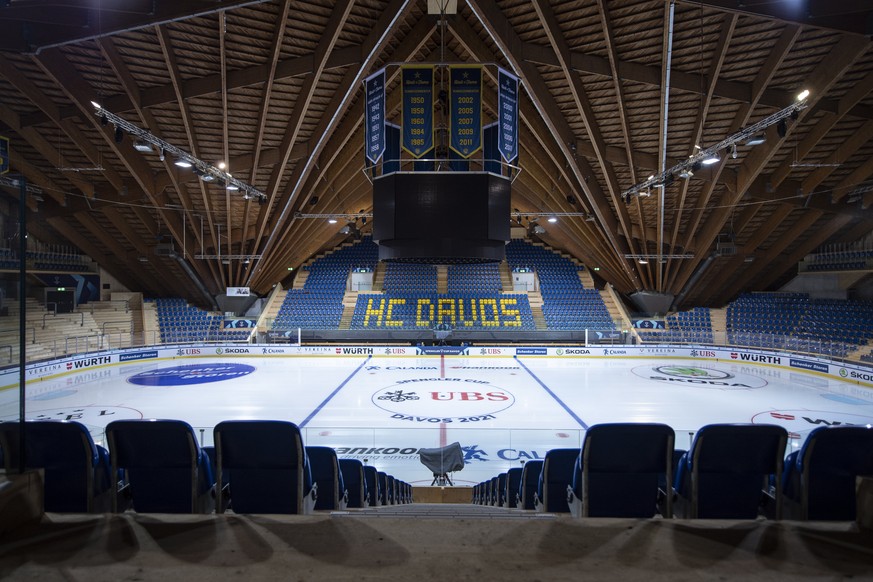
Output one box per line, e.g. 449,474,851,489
497,68,519,163
449,65,482,158
0,136,9,174
401,65,434,158
364,69,386,164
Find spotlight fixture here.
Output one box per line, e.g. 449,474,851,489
226,184,239,191
242,192,252,200
585,215,596,222
218,161,226,170
133,140,153,153
638,258,649,265
796,88,810,101
639,189,651,198
100,113,108,127
745,135,766,146
701,154,720,165
200,174,215,182
777,120,787,138
328,218,338,224
547,216,557,223
174,159,192,168
731,144,737,159
532,225,546,235
114,126,124,144
159,148,165,162
678,168,693,179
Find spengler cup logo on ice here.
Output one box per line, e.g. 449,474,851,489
127,363,255,386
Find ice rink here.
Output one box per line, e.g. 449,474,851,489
4,353,873,485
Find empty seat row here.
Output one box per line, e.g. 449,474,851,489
0,419,411,515
473,423,873,521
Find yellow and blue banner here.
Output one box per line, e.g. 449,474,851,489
401,65,434,158
449,65,482,158
497,68,519,163
364,69,386,164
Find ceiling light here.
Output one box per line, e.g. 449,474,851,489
701,154,720,165
585,215,596,222
174,159,192,168
638,259,649,264
678,168,693,179
226,184,239,191
796,89,810,101
200,174,215,182
218,161,226,170
745,135,766,146
547,217,557,223
731,144,737,159
532,225,546,234
639,190,651,197
159,148,165,162
133,140,153,153
328,218,338,224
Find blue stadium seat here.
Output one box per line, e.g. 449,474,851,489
505,467,523,508
213,420,316,514
519,460,544,509
377,471,392,505
363,465,382,506
306,446,348,511
567,423,674,518
107,419,215,513
782,426,873,520
339,458,368,508
673,424,787,519
0,420,113,513
534,448,581,513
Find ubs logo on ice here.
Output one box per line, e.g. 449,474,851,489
372,378,515,423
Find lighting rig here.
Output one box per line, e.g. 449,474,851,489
622,90,810,201
90,102,266,203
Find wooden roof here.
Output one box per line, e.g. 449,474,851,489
1,0,871,310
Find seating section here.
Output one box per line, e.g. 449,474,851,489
0,420,112,512
638,307,713,344
802,248,873,272
0,247,92,272
726,293,873,357
505,239,614,331
383,263,438,293
473,422,872,521
153,298,251,343
446,263,501,293
273,237,379,330
350,292,536,330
